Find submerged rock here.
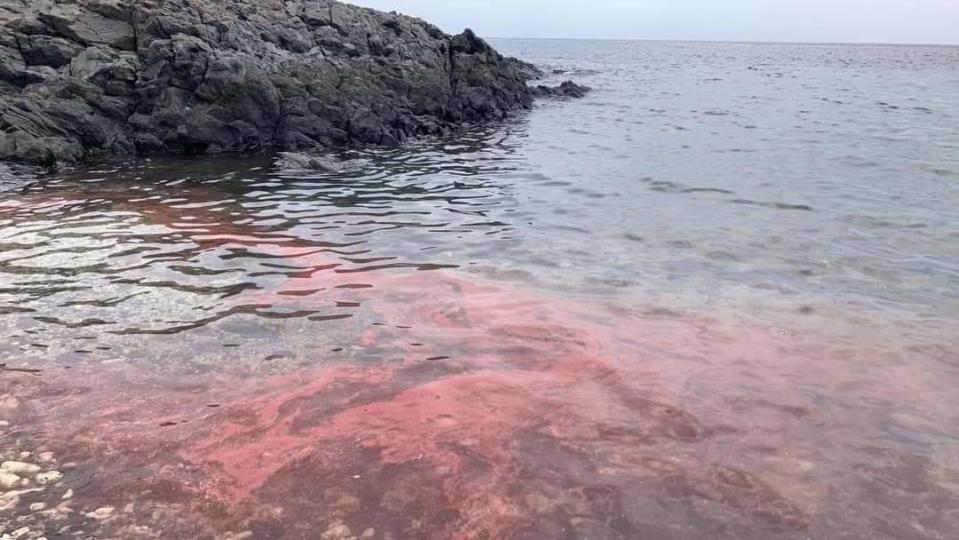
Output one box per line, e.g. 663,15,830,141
275,152,342,173
320,520,354,540
35,470,62,485
532,80,592,99
0,461,40,475
86,506,116,520
0,470,20,489
0,0,573,167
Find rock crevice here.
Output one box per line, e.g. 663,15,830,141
0,0,567,166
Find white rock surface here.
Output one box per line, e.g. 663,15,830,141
86,506,115,520
1,461,40,474
0,471,21,489
35,471,62,485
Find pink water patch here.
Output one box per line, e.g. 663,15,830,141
6,266,956,538
2,190,958,538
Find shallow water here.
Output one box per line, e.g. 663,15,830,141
1,40,958,539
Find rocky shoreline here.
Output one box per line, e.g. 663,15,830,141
0,0,586,168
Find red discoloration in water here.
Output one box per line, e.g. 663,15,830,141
5,187,958,538
6,266,821,537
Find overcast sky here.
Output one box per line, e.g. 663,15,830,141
348,0,959,45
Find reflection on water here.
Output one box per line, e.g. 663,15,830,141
3,130,509,304
2,41,959,539
0,129,529,372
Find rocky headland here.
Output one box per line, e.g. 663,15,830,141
0,0,585,167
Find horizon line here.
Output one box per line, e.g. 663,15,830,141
482,36,959,48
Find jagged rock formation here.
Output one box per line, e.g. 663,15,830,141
0,0,559,166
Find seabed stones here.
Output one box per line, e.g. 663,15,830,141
0,443,71,540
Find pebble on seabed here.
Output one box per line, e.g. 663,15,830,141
35,471,62,485
320,520,353,540
0,471,20,489
85,506,115,520
0,394,18,410
8,526,32,539
1,462,41,475
318,522,374,540
0,458,63,494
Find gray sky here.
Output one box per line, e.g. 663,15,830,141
348,0,959,45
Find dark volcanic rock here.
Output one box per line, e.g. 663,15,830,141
275,151,342,172
0,0,563,166
533,80,591,99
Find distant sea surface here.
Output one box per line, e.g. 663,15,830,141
1,40,958,538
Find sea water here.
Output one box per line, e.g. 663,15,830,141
0,40,957,538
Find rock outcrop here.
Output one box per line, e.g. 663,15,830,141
0,0,565,166
532,80,590,99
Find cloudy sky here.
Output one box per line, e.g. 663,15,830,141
348,0,959,45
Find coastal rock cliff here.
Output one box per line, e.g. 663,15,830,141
0,0,548,166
